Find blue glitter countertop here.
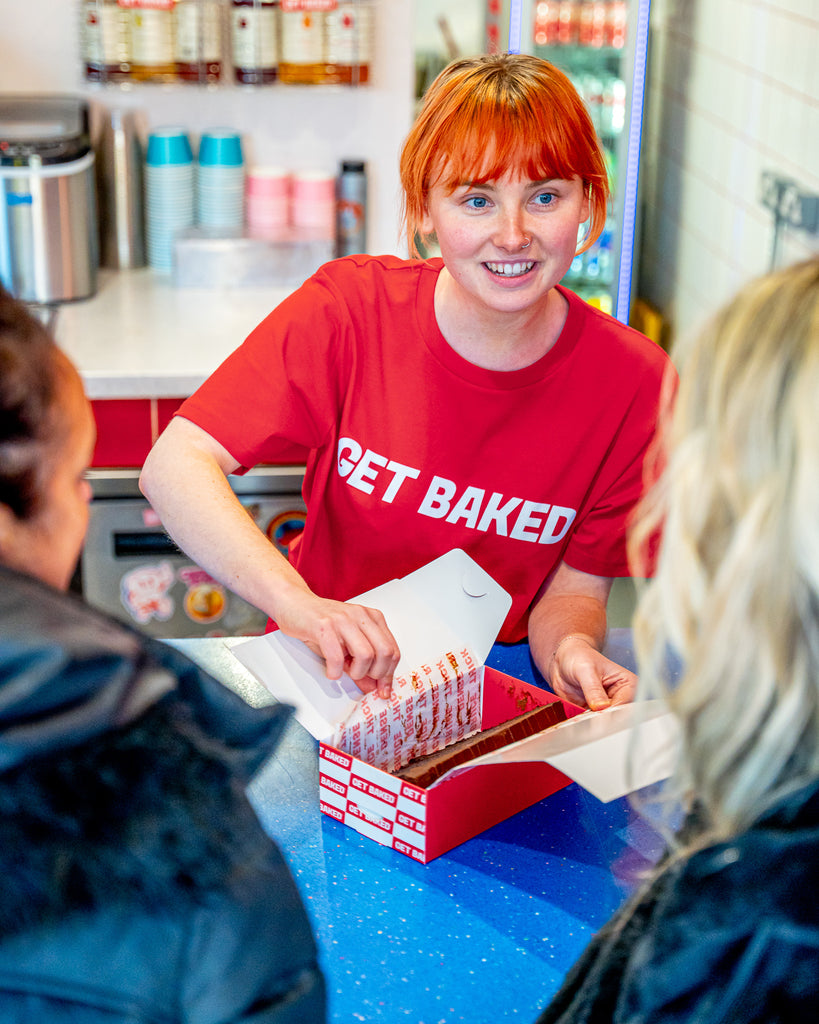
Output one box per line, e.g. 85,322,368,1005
170,630,661,1023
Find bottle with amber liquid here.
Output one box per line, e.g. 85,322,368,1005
175,0,223,83
278,0,329,85
324,0,373,85
232,0,280,85
129,0,177,83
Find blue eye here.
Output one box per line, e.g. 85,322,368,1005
466,195,489,209
534,192,555,206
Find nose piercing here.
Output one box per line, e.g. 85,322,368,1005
521,237,531,249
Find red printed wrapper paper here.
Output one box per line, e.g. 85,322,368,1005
331,648,482,773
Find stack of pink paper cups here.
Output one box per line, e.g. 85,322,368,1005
290,170,336,242
246,167,291,240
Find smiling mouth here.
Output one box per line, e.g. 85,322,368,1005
484,261,535,277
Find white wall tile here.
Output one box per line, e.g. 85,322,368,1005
799,105,819,189
767,10,794,87
639,0,819,342
742,73,766,136
782,15,812,97
736,2,769,75
809,22,819,101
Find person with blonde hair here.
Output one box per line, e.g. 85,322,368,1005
141,53,673,711
535,257,819,1022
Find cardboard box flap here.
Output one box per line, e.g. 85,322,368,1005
230,549,512,740
229,630,362,740
432,700,681,803
393,548,512,666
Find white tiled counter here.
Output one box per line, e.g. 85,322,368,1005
56,268,294,400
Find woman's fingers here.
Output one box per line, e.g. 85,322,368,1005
550,643,637,711
339,607,400,689
296,599,400,698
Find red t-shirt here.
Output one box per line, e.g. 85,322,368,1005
178,255,673,642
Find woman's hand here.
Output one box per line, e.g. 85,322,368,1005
548,635,637,710
140,421,400,698
275,592,401,700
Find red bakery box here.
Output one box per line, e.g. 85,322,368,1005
232,550,678,864
317,666,587,863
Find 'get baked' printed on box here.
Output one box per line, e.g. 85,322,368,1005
233,549,679,863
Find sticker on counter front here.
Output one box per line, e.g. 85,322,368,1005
178,566,226,624
120,561,175,624
266,510,306,557
141,506,162,527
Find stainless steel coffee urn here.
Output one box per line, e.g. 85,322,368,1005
0,95,99,304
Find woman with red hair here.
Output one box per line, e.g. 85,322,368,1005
142,53,673,711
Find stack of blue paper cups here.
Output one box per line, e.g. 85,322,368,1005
144,127,194,271
196,129,245,231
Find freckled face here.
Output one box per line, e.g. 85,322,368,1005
1,362,96,591
420,168,590,318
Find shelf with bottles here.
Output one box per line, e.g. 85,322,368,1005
80,0,376,89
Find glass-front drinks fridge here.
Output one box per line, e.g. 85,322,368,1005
516,0,650,323
415,0,651,325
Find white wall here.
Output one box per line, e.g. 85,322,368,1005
0,0,415,256
638,0,819,344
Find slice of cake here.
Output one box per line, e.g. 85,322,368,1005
397,700,568,788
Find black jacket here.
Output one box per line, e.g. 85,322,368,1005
536,781,819,1024
0,568,325,1022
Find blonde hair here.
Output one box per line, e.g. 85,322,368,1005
629,258,819,842
399,53,609,258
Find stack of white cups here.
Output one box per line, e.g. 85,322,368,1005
144,127,194,272
196,129,245,231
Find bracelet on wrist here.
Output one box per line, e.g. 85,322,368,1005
548,633,595,678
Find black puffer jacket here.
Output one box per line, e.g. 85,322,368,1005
536,782,819,1024
0,567,325,1022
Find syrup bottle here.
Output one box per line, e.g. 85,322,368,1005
324,1,374,85
175,0,223,83
82,0,132,84
232,0,280,85
129,0,177,83
278,0,328,85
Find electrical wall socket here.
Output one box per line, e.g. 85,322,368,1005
760,171,819,233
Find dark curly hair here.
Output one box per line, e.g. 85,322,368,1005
0,285,65,519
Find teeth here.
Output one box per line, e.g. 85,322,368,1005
485,261,534,277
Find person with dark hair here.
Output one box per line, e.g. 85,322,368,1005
141,53,674,712
0,287,95,590
535,259,819,1022
0,284,325,1022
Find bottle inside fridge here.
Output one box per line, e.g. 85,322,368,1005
529,0,650,322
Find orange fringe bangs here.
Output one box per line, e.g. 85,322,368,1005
400,55,610,258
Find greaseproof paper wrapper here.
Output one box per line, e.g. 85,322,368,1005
331,647,483,774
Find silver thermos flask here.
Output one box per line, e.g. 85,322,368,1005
96,108,146,269
336,159,367,257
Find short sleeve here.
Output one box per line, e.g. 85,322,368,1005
177,270,351,471
562,340,674,579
